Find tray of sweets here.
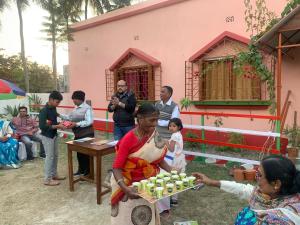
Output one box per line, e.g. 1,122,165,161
133,171,204,204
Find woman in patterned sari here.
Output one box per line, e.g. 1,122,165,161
0,120,20,169
111,103,173,225
193,155,300,225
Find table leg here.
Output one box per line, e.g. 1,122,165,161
96,154,101,204
68,148,74,192
89,156,94,180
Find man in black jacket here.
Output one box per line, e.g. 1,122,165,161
108,80,137,140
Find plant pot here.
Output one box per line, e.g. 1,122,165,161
287,147,299,158
244,169,256,181
233,169,244,182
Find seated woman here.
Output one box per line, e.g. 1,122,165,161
0,119,20,169
111,103,173,225
193,155,300,225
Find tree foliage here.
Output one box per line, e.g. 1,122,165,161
244,0,277,37
0,51,56,93
282,0,300,17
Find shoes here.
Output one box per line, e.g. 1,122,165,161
53,175,66,180
170,199,178,207
74,171,83,176
39,154,46,159
83,171,90,177
44,179,60,186
27,156,34,161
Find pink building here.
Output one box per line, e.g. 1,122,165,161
68,0,297,153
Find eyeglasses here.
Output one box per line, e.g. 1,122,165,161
117,85,126,87
19,111,27,113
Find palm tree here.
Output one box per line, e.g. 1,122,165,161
80,0,102,19
37,0,81,90
16,0,30,92
36,0,62,89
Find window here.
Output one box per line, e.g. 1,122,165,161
200,59,261,101
116,66,155,101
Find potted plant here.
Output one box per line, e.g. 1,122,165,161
284,126,300,159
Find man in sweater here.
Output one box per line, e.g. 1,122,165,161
60,90,94,176
12,106,45,159
39,91,66,186
155,86,180,139
108,80,137,140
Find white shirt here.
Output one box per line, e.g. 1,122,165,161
157,98,180,127
220,180,254,200
170,131,183,155
60,102,94,128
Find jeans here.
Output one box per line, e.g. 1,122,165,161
20,134,45,158
40,135,59,181
113,125,134,141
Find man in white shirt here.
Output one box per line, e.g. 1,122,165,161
61,91,94,176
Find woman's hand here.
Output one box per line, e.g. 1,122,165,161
124,186,140,199
0,136,9,142
192,172,221,188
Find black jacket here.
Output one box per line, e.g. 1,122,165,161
108,91,136,127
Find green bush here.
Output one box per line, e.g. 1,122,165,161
217,132,244,153
184,131,201,150
4,104,22,117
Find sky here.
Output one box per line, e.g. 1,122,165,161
0,1,144,75
0,3,69,74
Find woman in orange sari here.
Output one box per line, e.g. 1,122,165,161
111,103,172,225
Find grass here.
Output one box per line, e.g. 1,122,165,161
161,162,247,225
0,131,250,225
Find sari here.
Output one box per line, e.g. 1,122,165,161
235,187,300,225
0,120,20,168
111,129,167,225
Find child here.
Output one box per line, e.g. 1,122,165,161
165,118,186,206
157,118,186,214
39,91,66,186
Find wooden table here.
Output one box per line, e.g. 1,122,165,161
66,139,115,204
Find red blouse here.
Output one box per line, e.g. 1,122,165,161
112,130,149,169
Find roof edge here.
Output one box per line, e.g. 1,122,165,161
189,31,250,62
109,48,161,71
71,0,188,32
255,5,300,50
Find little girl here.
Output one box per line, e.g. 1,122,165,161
165,118,186,173
158,118,186,214
165,118,186,206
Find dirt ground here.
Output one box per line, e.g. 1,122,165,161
0,138,248,225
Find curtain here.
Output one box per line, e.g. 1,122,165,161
202,60,261,100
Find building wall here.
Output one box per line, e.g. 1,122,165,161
69,0,286,131
282,48,300,129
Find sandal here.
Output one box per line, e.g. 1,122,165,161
44,179,60,186
53,176,66,180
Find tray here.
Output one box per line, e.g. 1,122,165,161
138,183,204,204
